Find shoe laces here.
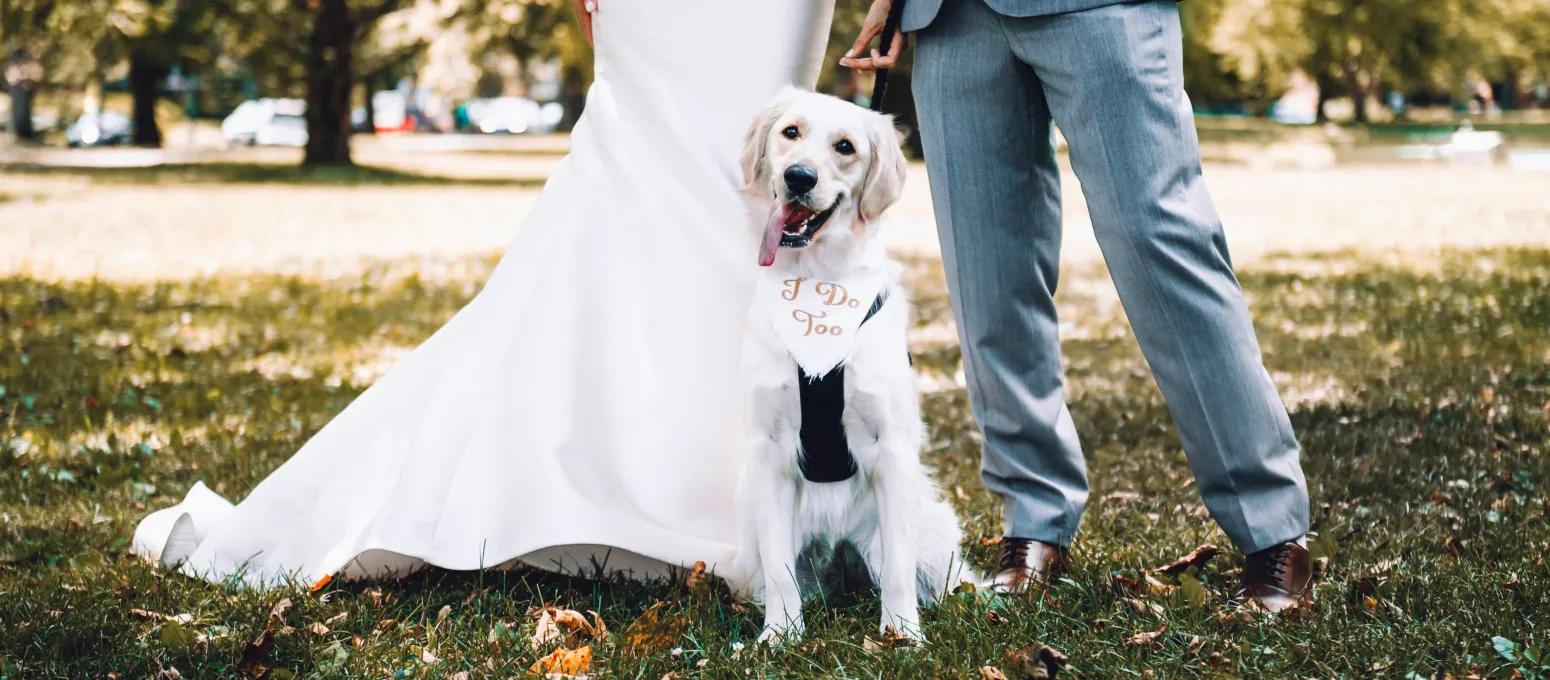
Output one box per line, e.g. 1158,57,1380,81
999,539,1033,570
1246,544,1293,584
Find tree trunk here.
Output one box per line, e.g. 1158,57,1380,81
5,48,40,142
1344,62,1368,124
557,62,588,132
360,75,377,135
304,0,356,166
129,48,165,147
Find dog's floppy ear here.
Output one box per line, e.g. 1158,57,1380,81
857,113,908,224
741,88,798,194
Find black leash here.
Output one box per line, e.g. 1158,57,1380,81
869,0,907,112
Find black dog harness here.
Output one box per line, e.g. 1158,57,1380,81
796,292,888,483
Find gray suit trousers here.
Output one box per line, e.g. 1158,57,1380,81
911,0,1308,553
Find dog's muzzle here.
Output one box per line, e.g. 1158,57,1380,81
758,196,840,267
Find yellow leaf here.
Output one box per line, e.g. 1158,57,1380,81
529,645,592,676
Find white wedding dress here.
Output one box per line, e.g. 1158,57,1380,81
132,0,836,588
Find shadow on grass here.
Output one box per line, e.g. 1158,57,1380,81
1,248,1547,677
0,162,549,188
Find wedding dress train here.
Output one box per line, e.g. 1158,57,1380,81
133,0,836,587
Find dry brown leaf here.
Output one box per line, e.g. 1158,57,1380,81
236,598,292,679
685,560,708,593
1444,536,1466,556
129,609,195,625
1001,643,1068,679
530,610,562,651
1102,490,1141,504
980,536,1003,546
588,610,608,641
324,611,348,626
363,587,390,606
307,622,330,636
448,673,470,680
622,602,687,656
1144,574,1178,597
529,645,592,676
548,608,594,636
979,666,1009,680
862,626,916,653
1155,544,1221,576
1125,625,1168,649
1111,573,1142,595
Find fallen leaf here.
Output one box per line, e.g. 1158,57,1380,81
307,622,330,636
308,574,333,593
685,560,708,593
1125,625,1168,649
622,602,687,656
1444,536,1466,556
1002,643,1068,679
980,535,1003,546
980,666,1009,680
159,622,197,651
324,611,348,626
1154,544,1220,576
530,609,561,651
363,587,389,606
233,597,294,678
529,645,592,676
1177,572,1210,610
1101,491,1141,505
1144,574,1177,597
862,626,916,652
588,610,608,641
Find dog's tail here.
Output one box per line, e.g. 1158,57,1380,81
916,491,969,604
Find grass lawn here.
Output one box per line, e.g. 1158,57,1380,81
1,154,1548,678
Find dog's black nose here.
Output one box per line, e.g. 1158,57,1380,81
783,165,818,195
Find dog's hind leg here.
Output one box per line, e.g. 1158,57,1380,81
915,493,967,603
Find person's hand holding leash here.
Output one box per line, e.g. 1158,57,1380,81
840,0,905,72
571,0,597,46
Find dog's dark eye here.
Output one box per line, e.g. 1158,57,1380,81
833,139,855,156
781,125,800,140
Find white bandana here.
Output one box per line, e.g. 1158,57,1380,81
755,267,889,376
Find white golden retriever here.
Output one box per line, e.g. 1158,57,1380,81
734,88,964,644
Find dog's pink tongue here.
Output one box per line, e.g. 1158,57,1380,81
758,203,790,267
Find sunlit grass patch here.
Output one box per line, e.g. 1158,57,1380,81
3,243,1548,677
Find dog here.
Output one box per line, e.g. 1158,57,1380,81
733,88,964,644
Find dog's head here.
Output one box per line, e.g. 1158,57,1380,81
741,88,907,267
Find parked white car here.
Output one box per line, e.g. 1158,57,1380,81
222,98,308,147
67,111,132,147
465,97,564,135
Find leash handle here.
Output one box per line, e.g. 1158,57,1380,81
869,0,906,112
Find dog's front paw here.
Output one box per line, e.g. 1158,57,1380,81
879,615,925,645
757,622,803,646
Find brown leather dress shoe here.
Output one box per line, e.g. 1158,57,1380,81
1241,541,1312,612
990,538,1070,594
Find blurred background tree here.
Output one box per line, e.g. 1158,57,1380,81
3,0,1548,158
